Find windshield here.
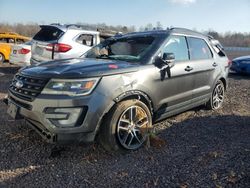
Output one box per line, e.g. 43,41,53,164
84,36,156,62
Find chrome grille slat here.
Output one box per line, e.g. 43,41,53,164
9,74,49,102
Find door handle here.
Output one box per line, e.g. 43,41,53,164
212,62,218,67
185,66,193,72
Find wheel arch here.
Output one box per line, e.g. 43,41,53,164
113,90,154,115
0,52,6,62
218,77,227,90
0,48,8,60
94,90,154,138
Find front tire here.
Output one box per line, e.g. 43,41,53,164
206,80,225,110
99,99,152,151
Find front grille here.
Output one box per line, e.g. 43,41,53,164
9,96,33,110
9,74,49,102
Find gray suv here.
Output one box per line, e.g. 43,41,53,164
5,28,230,151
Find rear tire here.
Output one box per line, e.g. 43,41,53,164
206,80,225,110
0,53,5,63
99,99,152,151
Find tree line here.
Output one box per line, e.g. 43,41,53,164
0,22,249,47
207,31,250,47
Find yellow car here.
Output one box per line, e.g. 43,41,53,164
0,32,30,63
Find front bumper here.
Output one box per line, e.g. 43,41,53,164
6,89,115,144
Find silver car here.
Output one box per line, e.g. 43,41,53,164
31,24,107,65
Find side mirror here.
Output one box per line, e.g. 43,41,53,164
162,52,175,63
154,52,175,68
154,52,175,80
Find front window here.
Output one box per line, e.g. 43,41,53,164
163,35,189,61
84,36,156,62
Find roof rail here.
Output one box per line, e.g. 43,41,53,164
50,23,62,26
97,28,122,37
50,23,84,29
169,27,194,32
169,27,204,35
65,24,83,29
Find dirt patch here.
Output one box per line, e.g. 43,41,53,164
0,72,249,187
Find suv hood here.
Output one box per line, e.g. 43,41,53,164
233,56,250,61
20,58,140,78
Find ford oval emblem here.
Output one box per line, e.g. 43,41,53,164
15,81,24,89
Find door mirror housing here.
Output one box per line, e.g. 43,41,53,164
153,52,175,80
154,52,175,69
162,52,175,63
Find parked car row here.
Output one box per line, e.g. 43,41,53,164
4,27,231,151
2,25,249,76
0,24,115,66
31,24,114,65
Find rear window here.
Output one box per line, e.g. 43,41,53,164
0,37,14,43
16,38,25,44
33,26,64,42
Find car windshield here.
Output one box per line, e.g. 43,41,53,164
84,36,156,62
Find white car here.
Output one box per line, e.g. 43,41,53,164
9,41,32,66
31,24,114,65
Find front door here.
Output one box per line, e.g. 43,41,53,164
141,35,195,118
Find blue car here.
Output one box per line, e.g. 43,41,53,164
231,56,250,74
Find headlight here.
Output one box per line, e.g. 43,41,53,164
42,78,100,96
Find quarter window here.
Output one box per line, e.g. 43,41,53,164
76,34,94,47
163,35,189,61
187,37,213,60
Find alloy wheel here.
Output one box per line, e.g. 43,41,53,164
117,105,149,150
212,82,224,109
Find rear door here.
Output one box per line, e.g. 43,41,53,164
186,37,216,102
31,26,64,62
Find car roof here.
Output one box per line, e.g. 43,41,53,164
0,32,30,40
40,24,100,34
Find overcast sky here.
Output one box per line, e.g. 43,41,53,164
0,0,249,33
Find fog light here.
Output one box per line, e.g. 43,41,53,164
45,107,82,127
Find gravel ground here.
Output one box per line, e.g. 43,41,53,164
0,68,249,188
